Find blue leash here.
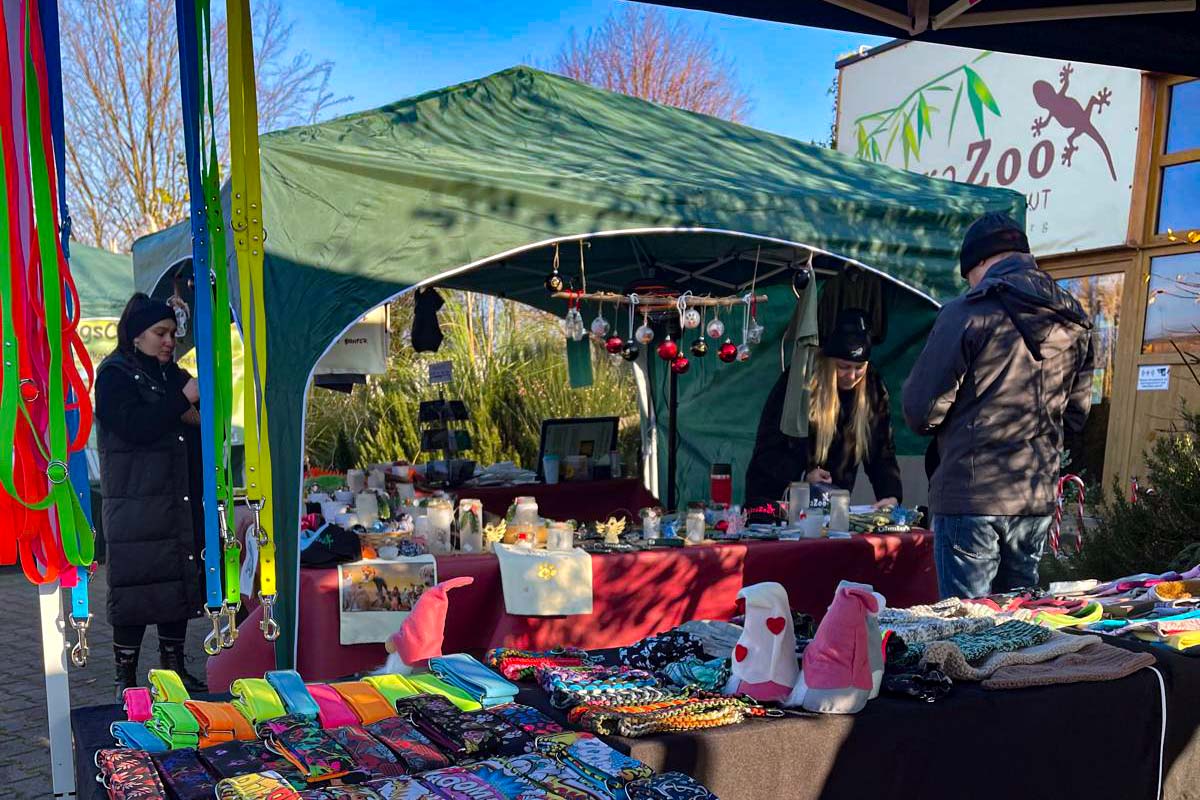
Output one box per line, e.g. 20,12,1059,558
173,0,224,631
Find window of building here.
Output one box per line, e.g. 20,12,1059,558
1166,80,1200,154
1157,162,1200,235
1143,251,1200,354
1059,272,1124,482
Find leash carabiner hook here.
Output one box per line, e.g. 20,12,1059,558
259,592,280,641
69,614,92,667
222,604,240,649
203,609,224,656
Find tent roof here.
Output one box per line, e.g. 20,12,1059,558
71,241,133,318
650,0,1198,77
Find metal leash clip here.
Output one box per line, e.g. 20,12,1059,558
69,614,92,667
203,608,224,656
222,604,240,649
259,593,280,641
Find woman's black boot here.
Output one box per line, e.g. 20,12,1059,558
158,637,207,694
113,645,140,704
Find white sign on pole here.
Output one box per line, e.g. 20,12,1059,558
313,305,389,376
428,361,453,385
837,43,1141,256
1137,365,1171,391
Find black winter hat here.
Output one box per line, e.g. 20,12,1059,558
960,212,1030,278
822,308,872,363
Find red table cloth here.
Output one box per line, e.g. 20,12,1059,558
464,478,660,522
207,532,936,692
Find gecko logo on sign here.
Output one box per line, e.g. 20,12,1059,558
838,44,1139,255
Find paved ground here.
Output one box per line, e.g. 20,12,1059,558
0,564,208,799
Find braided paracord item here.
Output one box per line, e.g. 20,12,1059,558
536,665,665,709
485,647,595,681
567,694,756,737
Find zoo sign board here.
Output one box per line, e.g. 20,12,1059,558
837,42,1141,256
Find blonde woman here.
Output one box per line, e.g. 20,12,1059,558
745,309,901,509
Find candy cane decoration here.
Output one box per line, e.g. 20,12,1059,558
1051,474,1086,555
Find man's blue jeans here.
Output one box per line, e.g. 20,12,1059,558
933,514,1052,599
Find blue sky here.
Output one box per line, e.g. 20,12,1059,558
282,0,886,143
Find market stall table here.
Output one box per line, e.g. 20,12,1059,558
462,478,660,522
207,533,937,691
73,639,1199,800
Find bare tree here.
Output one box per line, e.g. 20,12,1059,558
60,0,349,251
553,5,752,123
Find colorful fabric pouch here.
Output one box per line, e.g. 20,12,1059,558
215,771,301,800
455,708,529,756
428,653,519,708
395,694,498,757
363,777,442,800
231,677,288,725
403,673,484,712
109,721,168,752
147,701,201,749
535,665,666,709
485,648,593,682
487,704,564,740
122,687,153,722
534,732,652,791
618,631,707,672
297,786,385,800
148,668,190,703
151,748,217,800
256,714,356,784
308,683,361,729
497,753,611,800
184,700,257,746
327,725,408,778
365,716,452,773
625,773,719,800
96,748,167,800
198,739,308,789
417,762,551,800
364,673,424,707
661,657,731,693
332,681,397,725
267,670,322,720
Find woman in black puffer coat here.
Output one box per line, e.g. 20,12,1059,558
95,293,207,700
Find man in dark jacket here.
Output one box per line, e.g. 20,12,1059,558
903,213,1094,598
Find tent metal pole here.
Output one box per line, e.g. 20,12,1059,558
40,583,76,799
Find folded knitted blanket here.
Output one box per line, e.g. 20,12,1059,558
882,615,997,647
982,642,1157,690
922,626,1096,681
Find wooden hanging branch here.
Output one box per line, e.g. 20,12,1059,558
550,290,767,309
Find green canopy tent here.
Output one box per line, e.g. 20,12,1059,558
132,66,1023,666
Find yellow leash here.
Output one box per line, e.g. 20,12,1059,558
225,0,277,641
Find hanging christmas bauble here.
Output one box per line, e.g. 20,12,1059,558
635,323,655,345
690,337,708,357
545,270,564,293
620,342,641,361
563,308,585,341
746,319,765,345
657,335,679,361
590,314,611,338
706,318,725,339
670,355,690,375
605,335,625,354
717,339,737,363
737,343,752,362
682,308,702,329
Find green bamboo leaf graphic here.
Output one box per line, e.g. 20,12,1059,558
964,66,1001,136
857,123,868,157
902,111,919,167
871,138,881,161
926,85,953,92
917,95,930,143
947,82,964,144
885,117,901,159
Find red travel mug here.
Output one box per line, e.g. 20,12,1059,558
710,463,732,507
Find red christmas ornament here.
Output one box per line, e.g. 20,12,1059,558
670,355,690,374
717,339,737,363
656,335,679,361
605,335,624,354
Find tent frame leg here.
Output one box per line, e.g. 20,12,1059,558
40,582,76,799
